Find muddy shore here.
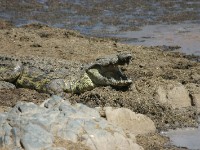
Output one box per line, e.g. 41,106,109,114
0,19,199,149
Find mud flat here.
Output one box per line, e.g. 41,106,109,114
0,20,200,149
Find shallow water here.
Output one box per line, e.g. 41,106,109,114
163,121,200,149
110,23,200,55
0,0,200,55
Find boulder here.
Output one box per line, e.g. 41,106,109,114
21,123,54,150
105,107,156,135
82,131,142,150
156,81,191,109
0,96,143,150
186,83,200,114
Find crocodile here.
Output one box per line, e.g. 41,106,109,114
0,53,132,95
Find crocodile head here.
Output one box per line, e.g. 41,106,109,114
66,53,133,94
86,53,132,87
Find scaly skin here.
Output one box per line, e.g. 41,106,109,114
0,53,132,94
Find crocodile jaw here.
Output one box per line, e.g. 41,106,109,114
85,52,133,88
86,65,132,87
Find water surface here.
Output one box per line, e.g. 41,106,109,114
111,23,200,55
163,121,200,149
0,0,200,55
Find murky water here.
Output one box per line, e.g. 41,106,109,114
0,0,200,55
1,0,199,26
111,23,200,55
163,119,200,149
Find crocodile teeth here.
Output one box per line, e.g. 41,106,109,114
108,78,132,86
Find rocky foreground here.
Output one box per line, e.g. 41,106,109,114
0,95,147,150
0,22,200,149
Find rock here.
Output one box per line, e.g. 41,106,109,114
82,129,142,150
73,103,100,118
1,122,12,146
191,73,200,83
192,94,200,114
45,148,66,150
0,106,11,113
105,107,156,135
42,95,64,109
186,83,200,114
95,107,106,117
0,96,143,150
0,81,16,89
9,101,43,115
21,123,54,150
156,81,191,109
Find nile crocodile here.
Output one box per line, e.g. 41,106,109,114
0,53,132,95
